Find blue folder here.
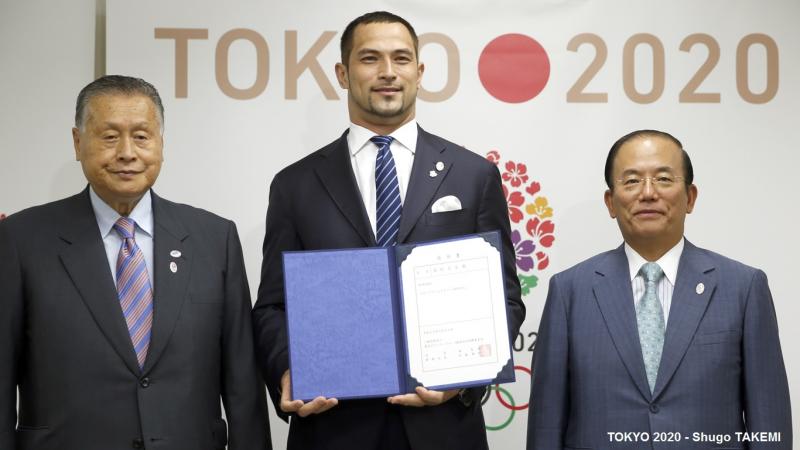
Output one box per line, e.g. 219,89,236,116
283,231,515,401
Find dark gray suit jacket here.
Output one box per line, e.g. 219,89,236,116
0,189,270,450
528,241,792,450
252,126,525,450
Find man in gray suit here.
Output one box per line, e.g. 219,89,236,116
527,129,791,449
0,75,270,449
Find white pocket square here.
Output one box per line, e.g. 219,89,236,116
431,195,462,213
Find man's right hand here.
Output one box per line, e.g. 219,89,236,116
280,370,338,417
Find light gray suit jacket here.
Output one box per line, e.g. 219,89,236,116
527,240,791,450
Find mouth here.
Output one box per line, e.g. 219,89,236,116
634,209,664,218
372,86,402,96
110,170,143,179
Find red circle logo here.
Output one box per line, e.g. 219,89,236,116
478,34,551,103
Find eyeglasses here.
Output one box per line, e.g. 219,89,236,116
615,175,685,193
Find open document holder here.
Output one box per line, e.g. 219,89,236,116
283,231,515,401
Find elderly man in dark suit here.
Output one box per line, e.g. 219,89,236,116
527,129,792,449
252,10,524,450
0,75,270,450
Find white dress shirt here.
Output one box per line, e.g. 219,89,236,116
89,187,154,286
624,238,684,326
346,120,417,236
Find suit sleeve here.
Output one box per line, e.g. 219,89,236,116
741,269,792,449
252,176,300,421
477,163,525,338
0,221,21,449
220,221,271,450
527,275,569,450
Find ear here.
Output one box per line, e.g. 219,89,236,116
72,127,81,161
685,184,698,214
335,63,349,89
604,189,616,219
416,62,425,88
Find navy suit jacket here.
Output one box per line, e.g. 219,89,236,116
527,240,791,450
0,189,270,450
252,126,524,450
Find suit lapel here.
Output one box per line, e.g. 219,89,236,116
314,131,375,246
396,126,452,244
59,189,142,374
142,193,191,374
652,240,715,399
592,246,652,400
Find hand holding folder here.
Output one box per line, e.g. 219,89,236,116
278,370,338,417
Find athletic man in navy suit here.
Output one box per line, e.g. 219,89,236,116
253,11,524,450
527,129,791,449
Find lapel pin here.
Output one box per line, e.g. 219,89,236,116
429,170,438,178
435,161,444,171
170,261,178,273
170,250,181,258
696,283,704,295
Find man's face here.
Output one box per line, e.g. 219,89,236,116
72,94,163,215
335,22,424,130
604,136,697,252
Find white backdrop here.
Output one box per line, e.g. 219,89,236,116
2,0,798,448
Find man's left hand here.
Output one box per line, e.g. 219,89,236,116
387,387,459,407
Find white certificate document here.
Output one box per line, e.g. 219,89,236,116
399,235,511,388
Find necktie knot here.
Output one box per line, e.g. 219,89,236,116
113,217,137,240
370,135,394,152
640,262,664,284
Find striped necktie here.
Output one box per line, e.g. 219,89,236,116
371,135,402,247
113,217,154,370
636,262,665,392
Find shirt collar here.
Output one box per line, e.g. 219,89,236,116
347,120,418,156
89,187,154,238
624,238,684,285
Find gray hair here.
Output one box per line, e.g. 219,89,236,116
75,75,164,132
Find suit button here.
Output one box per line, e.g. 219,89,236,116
140,377,150,388
649,403,659,413
132,437,144,448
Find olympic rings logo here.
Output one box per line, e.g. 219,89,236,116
482,365,531,431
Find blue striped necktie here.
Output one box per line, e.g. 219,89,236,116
636,262,665,392
371,135,402,247
113,217,154,370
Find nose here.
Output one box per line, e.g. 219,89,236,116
116,135,137,161
378,56,397,80
639,177,658,199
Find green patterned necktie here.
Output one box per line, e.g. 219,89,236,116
636,262,665,393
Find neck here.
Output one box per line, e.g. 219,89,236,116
350,111,415,136
627,235,682,262
95,191,143,216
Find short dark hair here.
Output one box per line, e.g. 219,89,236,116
604,129,694,191
75,75,164,131
340,11,419,66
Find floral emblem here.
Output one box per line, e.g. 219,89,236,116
487,150,556,297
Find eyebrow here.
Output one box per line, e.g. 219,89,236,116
356,47,414,57
620,166,677,176
98,120,157,130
